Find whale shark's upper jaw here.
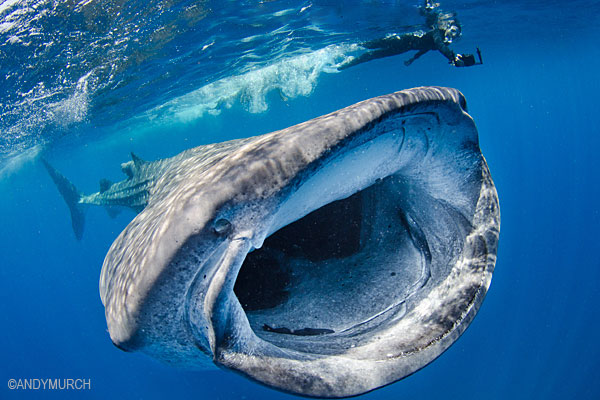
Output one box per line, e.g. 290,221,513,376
100,87,499,398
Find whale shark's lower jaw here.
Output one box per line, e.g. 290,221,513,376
100,87,500,398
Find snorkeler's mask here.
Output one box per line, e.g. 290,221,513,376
444,25,461,43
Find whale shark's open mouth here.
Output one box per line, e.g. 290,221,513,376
224,108,479,357
99,87,500,398
235,172,435,354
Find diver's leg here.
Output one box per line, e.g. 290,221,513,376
338,49,392,70
363,34,412,50
339,35,414,70
404,49,428,66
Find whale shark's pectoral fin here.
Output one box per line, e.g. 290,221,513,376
42,159,85,240
104,206,121,219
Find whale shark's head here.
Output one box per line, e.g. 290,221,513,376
100,87,499,398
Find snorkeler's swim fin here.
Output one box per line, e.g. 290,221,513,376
476,47,483,64
42,159,85,240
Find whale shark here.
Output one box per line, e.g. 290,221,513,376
44,87,500,398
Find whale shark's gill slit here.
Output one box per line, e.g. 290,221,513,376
233,173,431,349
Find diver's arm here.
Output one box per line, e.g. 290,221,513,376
436,45,460,66
404,49,428,66
438,46,456,64
435,38,456,63
432,29,457,64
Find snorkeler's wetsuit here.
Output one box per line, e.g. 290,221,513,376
338,28,455,70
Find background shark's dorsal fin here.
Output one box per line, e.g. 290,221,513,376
99,178,112,193
131,152,146,167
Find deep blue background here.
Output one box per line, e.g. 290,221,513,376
2,4,600,400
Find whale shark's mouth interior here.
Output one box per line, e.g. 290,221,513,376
230,127,476,354
234,173,435,353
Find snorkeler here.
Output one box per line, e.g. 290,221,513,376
339,0,482,69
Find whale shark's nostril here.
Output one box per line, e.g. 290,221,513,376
214,218,232,235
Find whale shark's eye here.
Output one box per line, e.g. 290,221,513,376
213,218,232,235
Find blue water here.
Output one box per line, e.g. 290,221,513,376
1,0,600,398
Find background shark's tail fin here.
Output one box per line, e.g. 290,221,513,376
42,159,85,240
